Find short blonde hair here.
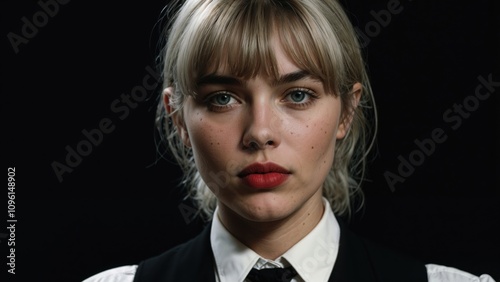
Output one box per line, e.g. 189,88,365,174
156,0,377,219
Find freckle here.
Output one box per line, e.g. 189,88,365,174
303,222,305,225
217,142,220,145
311,146,314,149
290,132,294,135
199,118,202,121
306,125,309,128
323,160,326,164
324,131,327,134
210,142,213,145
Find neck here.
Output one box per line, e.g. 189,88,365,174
217,192,324,260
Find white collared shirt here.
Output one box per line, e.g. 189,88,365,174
211,198,339,282
82,199,496,282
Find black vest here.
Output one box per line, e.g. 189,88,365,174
134,220,428,282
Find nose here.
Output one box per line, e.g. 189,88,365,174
242,101,281,151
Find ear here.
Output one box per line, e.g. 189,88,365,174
336,82,362,139
163,87,191,147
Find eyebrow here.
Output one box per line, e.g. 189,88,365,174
273,70,316,86
196,70,318,87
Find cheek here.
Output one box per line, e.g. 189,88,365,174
307,121,337,167
184,110,237,176
286,110,340,174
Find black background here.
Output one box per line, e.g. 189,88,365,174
2,0,499,281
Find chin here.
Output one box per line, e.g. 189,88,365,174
236,195,296,222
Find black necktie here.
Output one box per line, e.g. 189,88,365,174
246,266,298,282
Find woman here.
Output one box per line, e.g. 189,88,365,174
84,0,495,281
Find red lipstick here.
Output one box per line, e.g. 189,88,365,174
238,163,290,189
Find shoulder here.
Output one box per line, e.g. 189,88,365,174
138,238,195,268
134,224,215,281
82,265,137,282
342,222,427,272
81,242,195,282
426,264,496,282
354,233,496,282
140,224,211,268
83,225,212,282
333,220,428,281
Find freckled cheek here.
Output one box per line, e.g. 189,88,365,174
186,116,238,172
300,119,338,169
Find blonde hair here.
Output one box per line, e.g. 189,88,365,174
156,0,377,220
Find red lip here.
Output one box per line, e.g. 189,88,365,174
238,163,291,189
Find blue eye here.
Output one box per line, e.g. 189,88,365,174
285,89,316,103
213,94,232,105
283,88,318,109
205,92,239,112
289,91,307,103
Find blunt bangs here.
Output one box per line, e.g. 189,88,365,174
173,0,348,97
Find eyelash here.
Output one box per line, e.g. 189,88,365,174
282,88,319,109
205,91,239,112
204,88,319,112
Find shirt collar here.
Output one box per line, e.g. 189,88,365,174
281,198,339,281
211,207,260,282
210,198,340,282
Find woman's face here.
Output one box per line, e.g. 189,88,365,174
169,40,353,223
